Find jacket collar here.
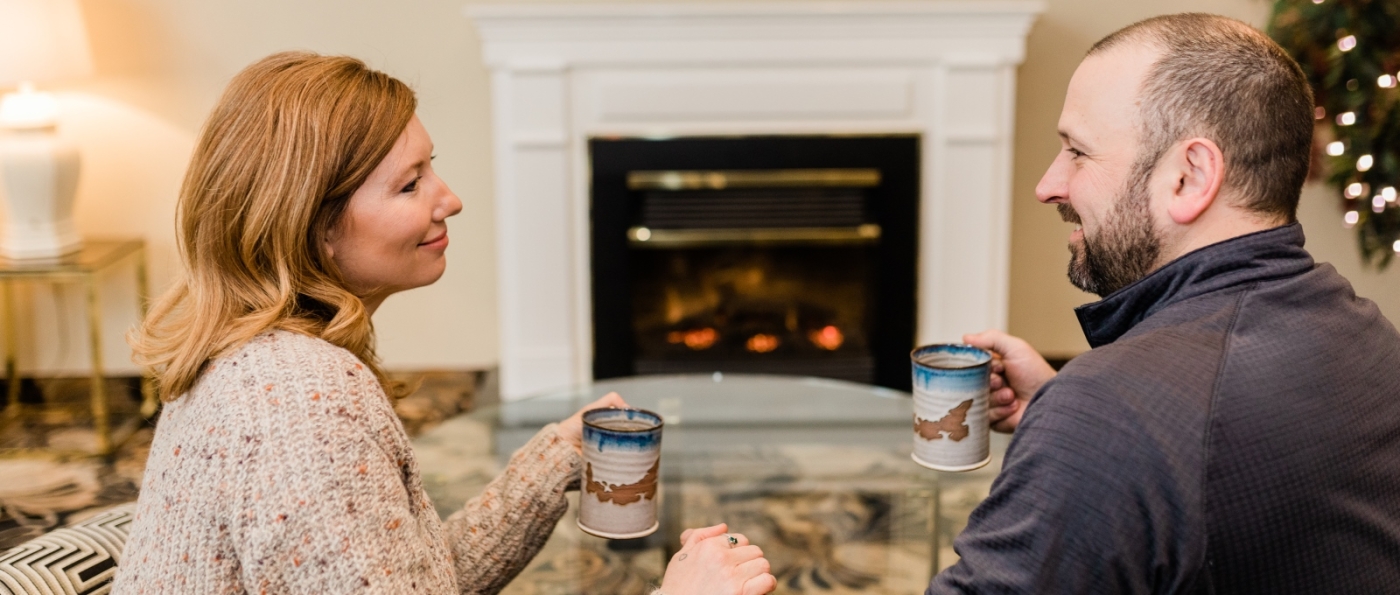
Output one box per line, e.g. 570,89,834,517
1074,223,1313,348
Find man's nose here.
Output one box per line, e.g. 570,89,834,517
1036,154,1068,205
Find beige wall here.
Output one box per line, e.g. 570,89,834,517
4,0,1396,375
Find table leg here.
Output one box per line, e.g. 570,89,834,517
85,276,111,456
930,483,942,579
3,281,18,421
134,247,157,418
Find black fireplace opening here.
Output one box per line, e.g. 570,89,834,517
591,136,919,391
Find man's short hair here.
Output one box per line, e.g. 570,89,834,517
1091,14,1314,222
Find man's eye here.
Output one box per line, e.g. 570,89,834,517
1066,148,1086,158
401,177,421,193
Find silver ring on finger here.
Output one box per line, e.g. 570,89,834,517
725,534,739,548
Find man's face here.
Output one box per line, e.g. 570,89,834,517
1036,44,1166,297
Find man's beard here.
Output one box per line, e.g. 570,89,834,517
1059,164,1162,297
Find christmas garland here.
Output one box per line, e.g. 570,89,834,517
1269,0,1400,268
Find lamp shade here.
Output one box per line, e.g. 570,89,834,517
0,0,94,88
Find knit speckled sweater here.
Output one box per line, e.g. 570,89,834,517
112,330,581,594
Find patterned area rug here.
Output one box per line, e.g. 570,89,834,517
0,378,147,551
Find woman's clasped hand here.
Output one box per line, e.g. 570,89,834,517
658,524,776,595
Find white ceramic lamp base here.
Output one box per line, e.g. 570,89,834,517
0,128,82,259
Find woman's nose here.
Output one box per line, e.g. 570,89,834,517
435,184,463,221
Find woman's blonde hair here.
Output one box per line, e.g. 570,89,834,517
131,51,416,401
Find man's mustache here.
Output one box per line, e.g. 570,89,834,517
1058,203,1082,225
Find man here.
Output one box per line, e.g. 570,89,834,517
930,13,1400,594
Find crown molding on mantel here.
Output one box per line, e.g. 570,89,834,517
466,1,1045,66
468,1,1045,18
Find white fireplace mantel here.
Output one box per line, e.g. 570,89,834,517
467,1,1044,400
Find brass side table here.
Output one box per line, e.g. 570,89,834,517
0,239,154,457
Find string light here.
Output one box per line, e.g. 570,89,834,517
1272,7,1400,266
1393,240,1400,253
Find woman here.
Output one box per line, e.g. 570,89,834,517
113,52,776,595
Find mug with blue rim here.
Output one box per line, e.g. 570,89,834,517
578,407,664,539
910,343,993,472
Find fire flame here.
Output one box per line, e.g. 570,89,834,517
809,325,845,351
746,333,780,353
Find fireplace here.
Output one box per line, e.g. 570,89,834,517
591,136,918,390
468,2,1040,399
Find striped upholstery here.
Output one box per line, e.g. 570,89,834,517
0,505,134,595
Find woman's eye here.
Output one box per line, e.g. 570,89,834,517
401,177,421,193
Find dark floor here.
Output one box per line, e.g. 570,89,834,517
0,370,484,550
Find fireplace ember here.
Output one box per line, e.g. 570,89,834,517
668,328,719,350
746,333,781,353
809,325,845,351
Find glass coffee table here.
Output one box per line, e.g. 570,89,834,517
413,374,1010,594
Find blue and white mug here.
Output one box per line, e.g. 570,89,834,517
910,343,992,472
578,407,664,539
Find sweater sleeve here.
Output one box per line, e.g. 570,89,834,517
439,423,582,594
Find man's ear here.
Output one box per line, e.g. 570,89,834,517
1164,137,1225,225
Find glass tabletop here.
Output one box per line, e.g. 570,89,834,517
0,239,144,276
413,373,1010,594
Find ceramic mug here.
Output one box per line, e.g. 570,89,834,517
910,343,993,472
577,407,664,539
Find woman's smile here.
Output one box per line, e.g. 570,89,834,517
419,231,449,250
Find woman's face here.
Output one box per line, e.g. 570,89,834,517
327,116,462,312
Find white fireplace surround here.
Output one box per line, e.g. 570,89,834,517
467,1,1044,400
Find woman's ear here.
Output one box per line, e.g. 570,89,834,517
322,227,338,259
1164,137,1225,225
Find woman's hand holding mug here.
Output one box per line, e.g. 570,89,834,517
556,392,629,452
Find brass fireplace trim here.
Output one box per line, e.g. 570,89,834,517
628,224,881,248
627,168,881,191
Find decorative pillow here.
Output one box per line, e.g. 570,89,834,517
0,504,134,595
